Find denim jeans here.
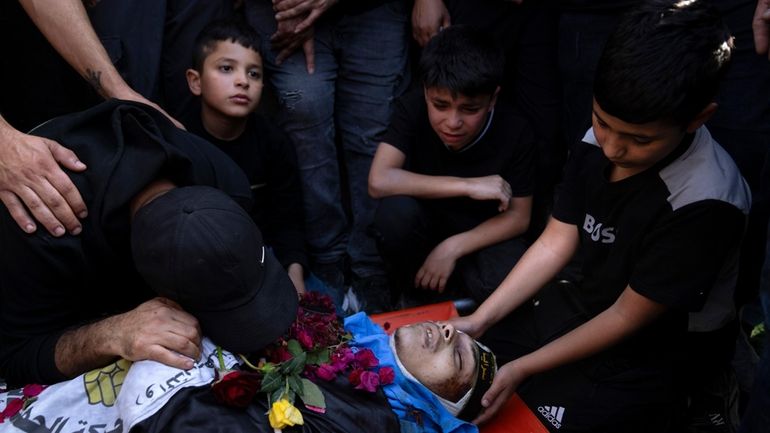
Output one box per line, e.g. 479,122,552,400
245,0,409,278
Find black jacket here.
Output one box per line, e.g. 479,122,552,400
0,100,251,386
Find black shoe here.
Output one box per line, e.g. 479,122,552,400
351,275,393,315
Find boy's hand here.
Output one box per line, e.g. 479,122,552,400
412,0,451,47
0,119,87,236
447,313,486,339
754,0,770,58
466,175,513,211
288,262,306,296
472,359,528,425
415,239,461,292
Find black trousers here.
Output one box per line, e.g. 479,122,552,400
370,195,528,304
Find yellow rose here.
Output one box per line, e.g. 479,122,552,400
268,398,304,430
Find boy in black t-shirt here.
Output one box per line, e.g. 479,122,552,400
368,26,536,308
450,1,751,432
184,19,307,294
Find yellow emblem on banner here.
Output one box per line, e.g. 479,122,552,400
83,359,132,406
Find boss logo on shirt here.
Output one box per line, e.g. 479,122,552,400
582,214,616,244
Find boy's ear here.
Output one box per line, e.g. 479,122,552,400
186,69,202,96
685,102,717,133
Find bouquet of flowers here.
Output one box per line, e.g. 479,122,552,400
211,292,394,431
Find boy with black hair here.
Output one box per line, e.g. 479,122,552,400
451,1,751,432
368,25,536,310
184,19,308,294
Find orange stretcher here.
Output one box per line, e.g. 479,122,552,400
371,302,549,433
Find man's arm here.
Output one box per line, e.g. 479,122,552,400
0,115,86,236
55,298,202,379
411,0,451,47
18,0,182,127
369,142,514,211
472,286,666,424
1,0,184,236
415,195,532,291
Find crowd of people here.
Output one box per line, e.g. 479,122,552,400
0,0,769,432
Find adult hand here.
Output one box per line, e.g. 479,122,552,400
288,262,306,296
472,359,528,425
754,0,770,58
0,118,87,236
110,297,202,370
415,239,461,292
466,175,513,212
411,0,450,47
273,0,338,34
271,16,316,74
112,88,185,130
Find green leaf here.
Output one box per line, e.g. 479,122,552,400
280,352,307,375
260,369,282,393
287,339,303,356
270,387,286,405
315,348,330,364
288,374,304,395
299,379,326,410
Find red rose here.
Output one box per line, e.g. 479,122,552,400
348,368,363,386
355,370,380,393
331,347,354,371
316,363,338,381
354,348,379,369
378,367,395,385
211,370,262,408
297,329,314,350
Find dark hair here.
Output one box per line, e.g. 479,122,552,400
594,0,733,125
419,25,504,98
192,18,261,72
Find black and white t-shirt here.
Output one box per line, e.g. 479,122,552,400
553,126,750,357
383,90,536,232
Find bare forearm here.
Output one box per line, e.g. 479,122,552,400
19,0,131,99
54,317,120,379
515,287,666,377
448,199,531,258
473,218,579,329
369,166,478,199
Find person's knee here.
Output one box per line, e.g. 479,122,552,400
370,196,424,255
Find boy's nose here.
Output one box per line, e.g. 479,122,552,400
235,74,250,87
601,134,625,159
446,112,463,129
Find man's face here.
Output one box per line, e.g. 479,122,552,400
394,322,476,402
424,87,497,151
189,41,263,121
591,100,687,179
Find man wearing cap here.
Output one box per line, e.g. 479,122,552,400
0,100,299,388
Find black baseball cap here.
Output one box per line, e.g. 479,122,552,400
130,185,298,354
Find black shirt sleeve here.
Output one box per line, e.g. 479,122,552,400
629,201,746,311
499,113,537,197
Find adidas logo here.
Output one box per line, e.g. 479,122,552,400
537,405,565,429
